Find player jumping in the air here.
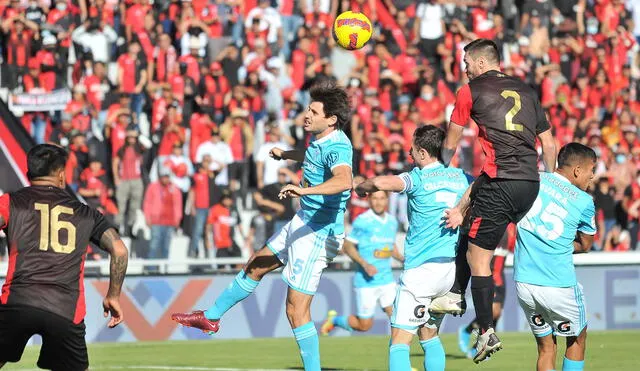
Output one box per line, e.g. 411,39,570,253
515,143,595,371
320,190,403,335
458,224,515,358
435,38,557,363
172,82,353,371
356,125,471,371
0,144,128,371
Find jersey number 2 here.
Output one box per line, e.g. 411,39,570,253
501,90,524,132
34,203,76,254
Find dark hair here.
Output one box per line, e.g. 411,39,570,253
464,38,500,65
27,144,68,180
309,81,351,130
557,143,597,169
413,125,445,159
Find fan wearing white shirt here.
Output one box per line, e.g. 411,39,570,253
256,124,292,189
195,127,234,187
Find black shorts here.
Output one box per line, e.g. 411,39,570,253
0,305,88,371
468,173,539,250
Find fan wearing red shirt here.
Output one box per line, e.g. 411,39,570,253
117,42,148,121
206,190,239,260
179,38,203,84
83,62,111,113
198,62,229,122
78,158,118,216
157,102,186,156
415,85,445,125
188,112,214,162
2,17,37,90
113,129,145,233
124,0,150,41
153,34,178,83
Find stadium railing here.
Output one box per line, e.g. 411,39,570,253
1,251,639,278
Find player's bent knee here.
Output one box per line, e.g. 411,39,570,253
244,247,282,280
418,326,438,341
390,327,414,345
355,317,373,331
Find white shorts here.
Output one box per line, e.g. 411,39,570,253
266,210,344,295
391,259,456,334
355,282,397,318
516,282,587,338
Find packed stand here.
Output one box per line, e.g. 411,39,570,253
0,0,639,263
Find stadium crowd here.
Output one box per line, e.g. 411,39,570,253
1,0,640,261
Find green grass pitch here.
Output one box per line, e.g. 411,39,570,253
4,331,639,370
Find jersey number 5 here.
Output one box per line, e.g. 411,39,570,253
501,90,524,132
34,203,77,254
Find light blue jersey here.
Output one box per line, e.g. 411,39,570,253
347,210,398,288
300,130,353,234
399,162,471,269
515,172,596,287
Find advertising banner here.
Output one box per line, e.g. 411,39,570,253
26,266,639,344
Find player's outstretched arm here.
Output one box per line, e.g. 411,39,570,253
99,228,129,328
538,129,557,173
355,175,405,196
270,147,305,162
442,122,464,166
343,240,377,277
279,165,352,198
573,232,594,254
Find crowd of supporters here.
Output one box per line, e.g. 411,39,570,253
1,0,640,260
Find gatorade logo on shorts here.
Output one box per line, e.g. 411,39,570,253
558,321,571,333
531,314,545,327
414,305,426,319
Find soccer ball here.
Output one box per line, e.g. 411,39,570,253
333,11,373,50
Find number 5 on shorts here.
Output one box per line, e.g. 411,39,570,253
293,259,304,275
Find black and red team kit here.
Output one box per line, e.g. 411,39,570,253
451,70,551,250
0,186,112,371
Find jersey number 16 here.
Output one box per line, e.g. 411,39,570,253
34,202,77,254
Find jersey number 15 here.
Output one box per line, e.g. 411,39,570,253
34,203,77,254
519,198,567,241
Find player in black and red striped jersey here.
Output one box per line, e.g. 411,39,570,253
0,144,128,371
432,39,557,363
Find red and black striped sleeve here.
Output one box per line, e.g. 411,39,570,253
0,193,9,229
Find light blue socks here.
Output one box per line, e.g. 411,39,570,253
204,271,259,320
421,337,445,371
293,322,321,371
389,343,411,371
333,316,353,332
563,357,584,371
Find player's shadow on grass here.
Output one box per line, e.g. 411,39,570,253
410,352,468,360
